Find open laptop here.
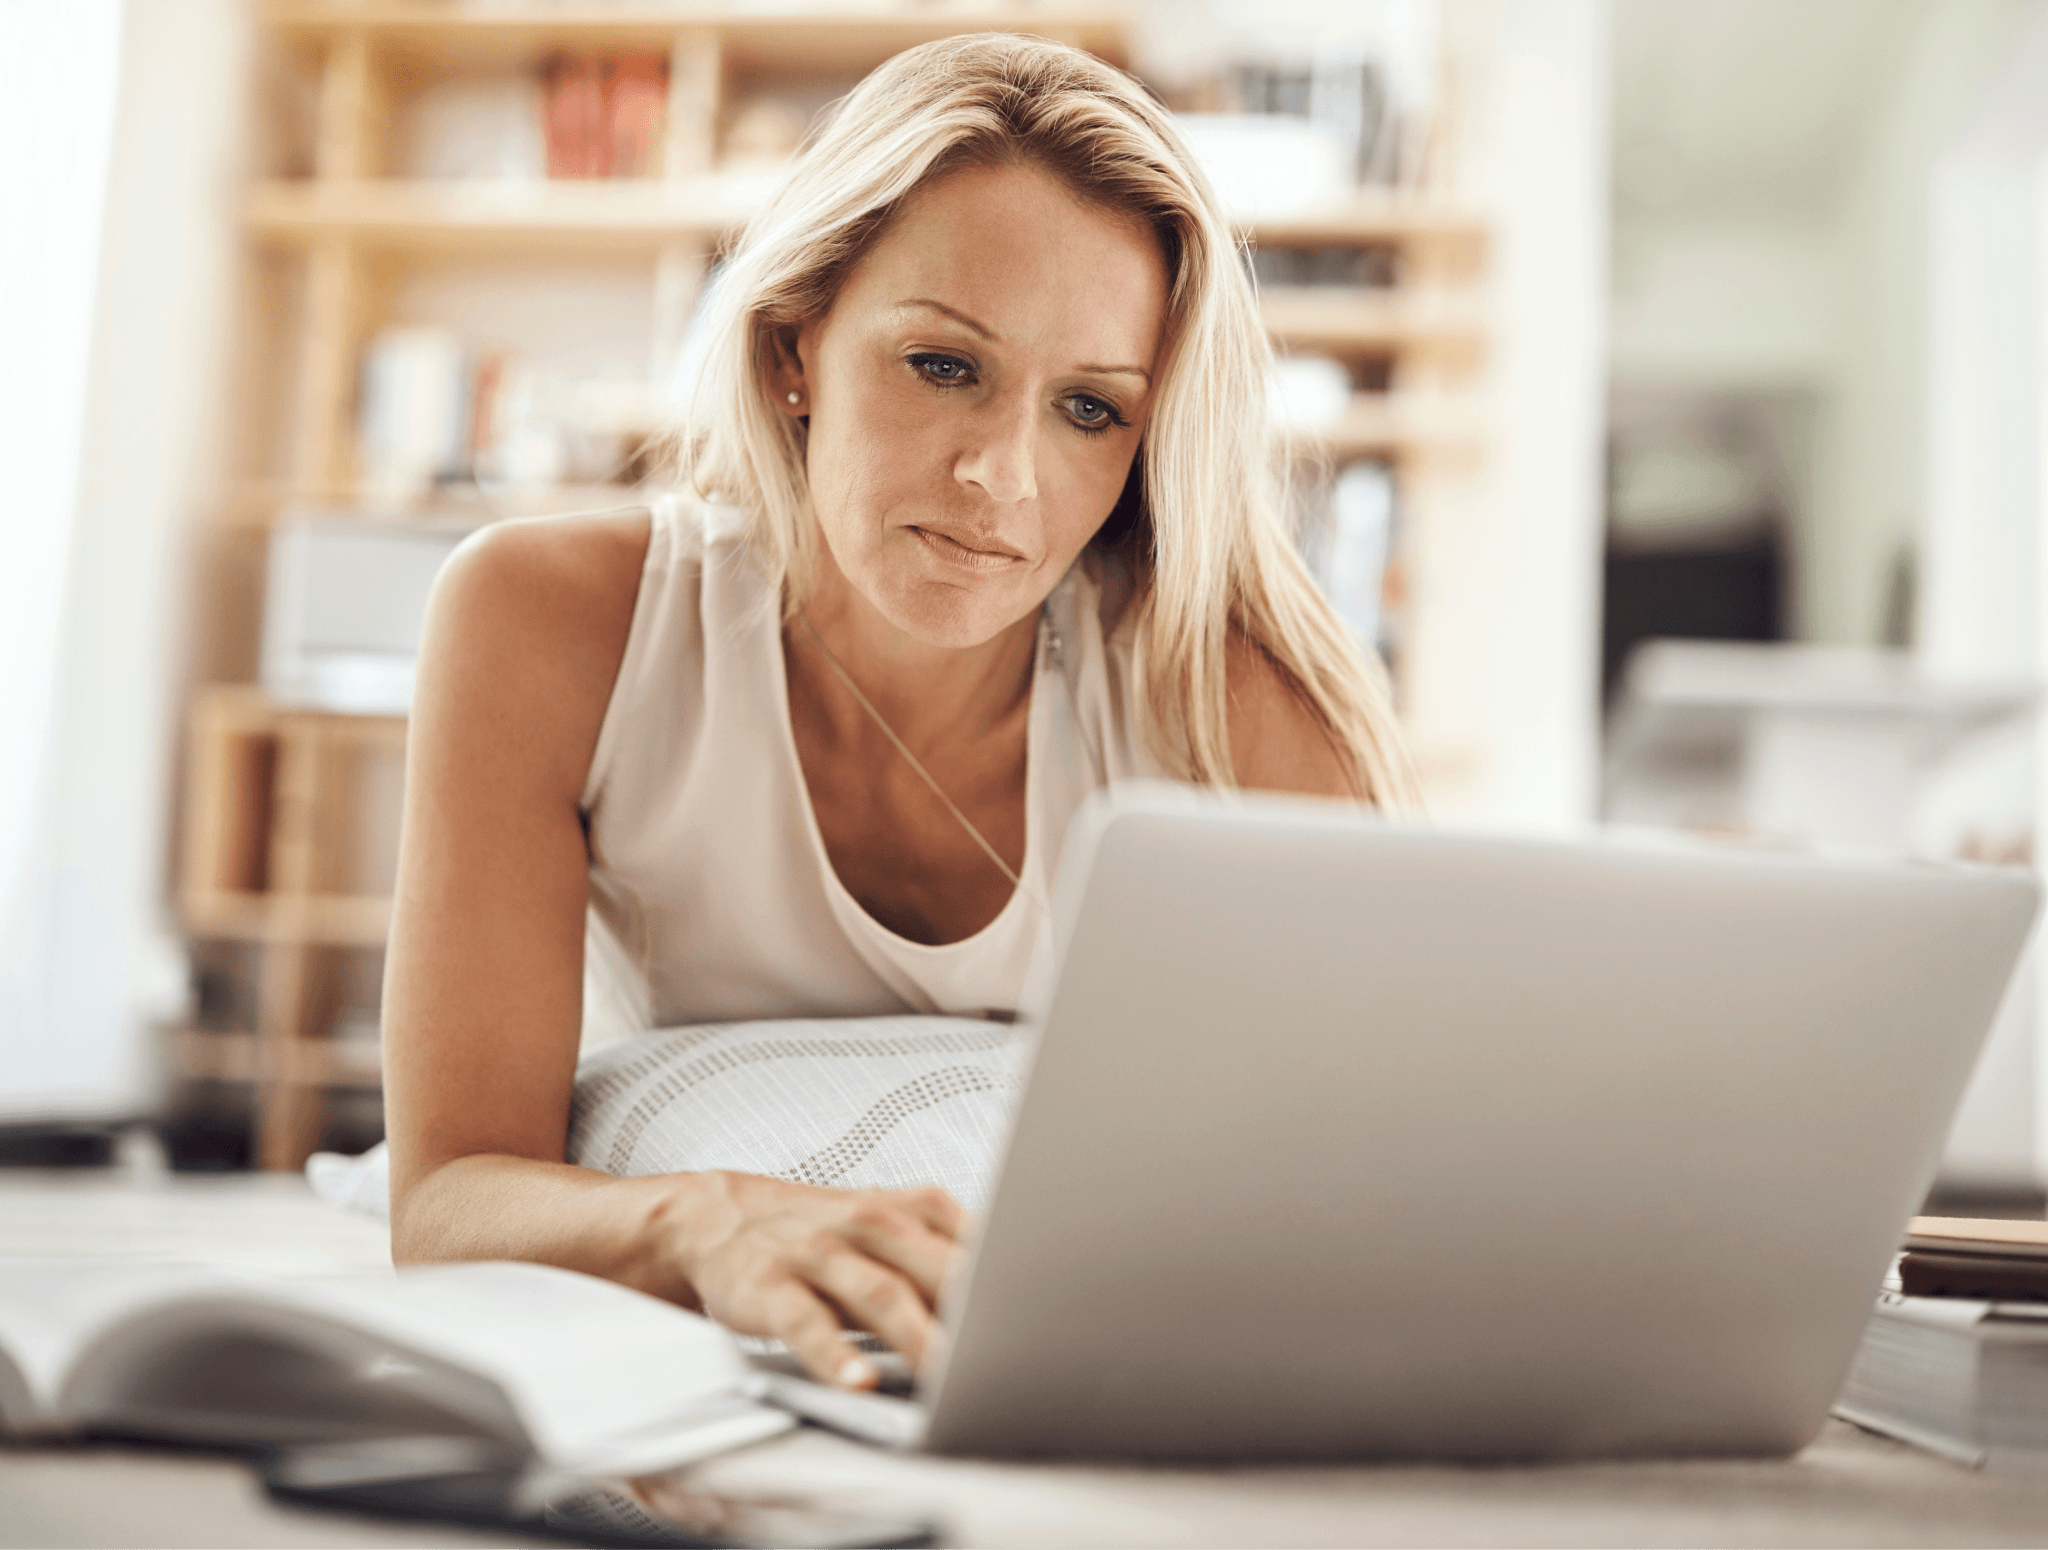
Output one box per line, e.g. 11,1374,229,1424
769,783,2040,1461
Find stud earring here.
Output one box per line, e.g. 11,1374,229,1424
787,391,801,405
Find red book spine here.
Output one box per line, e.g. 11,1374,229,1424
605,53,669,179
542,53,609,179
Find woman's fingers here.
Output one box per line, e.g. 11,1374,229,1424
806,1233,940,1367
896,1185,967,1240
761,1273,879,1389
665,1175,977,1387
839,1197,965,1307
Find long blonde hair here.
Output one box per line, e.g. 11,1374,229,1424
680,32,1419,807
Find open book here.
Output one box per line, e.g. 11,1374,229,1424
0,1258,791,1476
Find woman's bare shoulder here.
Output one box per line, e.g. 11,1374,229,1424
436,507,651,634
414,508,654,795
1224,628,1358,801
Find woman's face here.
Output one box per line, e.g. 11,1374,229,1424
787,160,1169,648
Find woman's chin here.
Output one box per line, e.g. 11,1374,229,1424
877,576,1040,652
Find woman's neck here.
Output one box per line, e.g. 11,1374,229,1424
791,550,1039,751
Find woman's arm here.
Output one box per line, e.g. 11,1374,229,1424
1224,630,1364,800
382,511,961,1388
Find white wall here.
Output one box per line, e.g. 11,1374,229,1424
1408,0,1610,828
1816,0,2040,650
1608,0,2035,647
1920,0,2048,1183
0,1,130,1116
0,0,246,1121
1609,220,1837,389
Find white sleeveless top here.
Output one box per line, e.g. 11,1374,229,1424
576,496,1159,1041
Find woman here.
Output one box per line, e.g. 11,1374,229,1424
383,33,1417,1391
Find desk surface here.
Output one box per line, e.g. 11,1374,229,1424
8,1420,2048,1549
6,1165,2048,1548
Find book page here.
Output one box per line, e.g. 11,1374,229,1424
8,1257,786,1469
0,1345,31,1432
0,1259,243,1431
1906,1216,2048,1258
248,1262,783,1470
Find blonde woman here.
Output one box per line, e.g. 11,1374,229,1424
384,33,1417,1389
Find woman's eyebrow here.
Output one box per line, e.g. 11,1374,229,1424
896,297,1152,386
1079,364,1152,386
897,297,997,339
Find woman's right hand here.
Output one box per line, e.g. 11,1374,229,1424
652,1171,969,1389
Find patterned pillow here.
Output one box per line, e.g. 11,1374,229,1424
306,1015,1030,1223
566,1016,1031,1216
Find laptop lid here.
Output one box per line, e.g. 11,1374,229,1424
921,785,2040,1460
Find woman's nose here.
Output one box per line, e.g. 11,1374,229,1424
953,396,1038,504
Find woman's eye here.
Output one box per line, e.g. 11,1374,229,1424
909,353,974,386
1065,394,1127,433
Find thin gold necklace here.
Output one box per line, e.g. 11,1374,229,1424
797,609,1024,890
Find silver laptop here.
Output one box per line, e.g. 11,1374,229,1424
783,784,2039,1461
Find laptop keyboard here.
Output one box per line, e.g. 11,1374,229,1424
753,1370,928,1450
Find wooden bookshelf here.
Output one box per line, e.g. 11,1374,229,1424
179,687,406,1167
187,3,1488,1167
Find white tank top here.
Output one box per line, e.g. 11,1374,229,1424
576,496,1159,1042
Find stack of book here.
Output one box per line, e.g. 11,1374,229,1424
1835,1216,2048,1469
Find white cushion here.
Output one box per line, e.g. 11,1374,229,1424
308,1016,1030,1222
567,1016,1030,1215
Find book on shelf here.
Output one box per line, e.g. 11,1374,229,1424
606,53,669,179
356,322,656,511
542,54,609,178
1834,1216,2048,1470
0,1257,792,1476
1300,458,1397,657
542,51,669,180
358,327,474,509
401,75,547,180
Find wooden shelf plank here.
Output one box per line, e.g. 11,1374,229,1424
182,888,394,946
1290,394,1486,462
258,5,1131,72
175,1027,266,1084
1249,200,1488,255
716,13,1129,74
191,684,410,742
249,179,1484,254
174,1028,383,1089
249,177,758,249
222,478,649,529
1260,289,1486,364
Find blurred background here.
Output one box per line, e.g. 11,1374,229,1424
1,0,2044,1205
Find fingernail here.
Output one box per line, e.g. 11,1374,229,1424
838,1356,876,1389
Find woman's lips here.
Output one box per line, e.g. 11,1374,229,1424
908,525,1027,572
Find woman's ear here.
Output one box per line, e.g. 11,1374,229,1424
766,322,808,416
